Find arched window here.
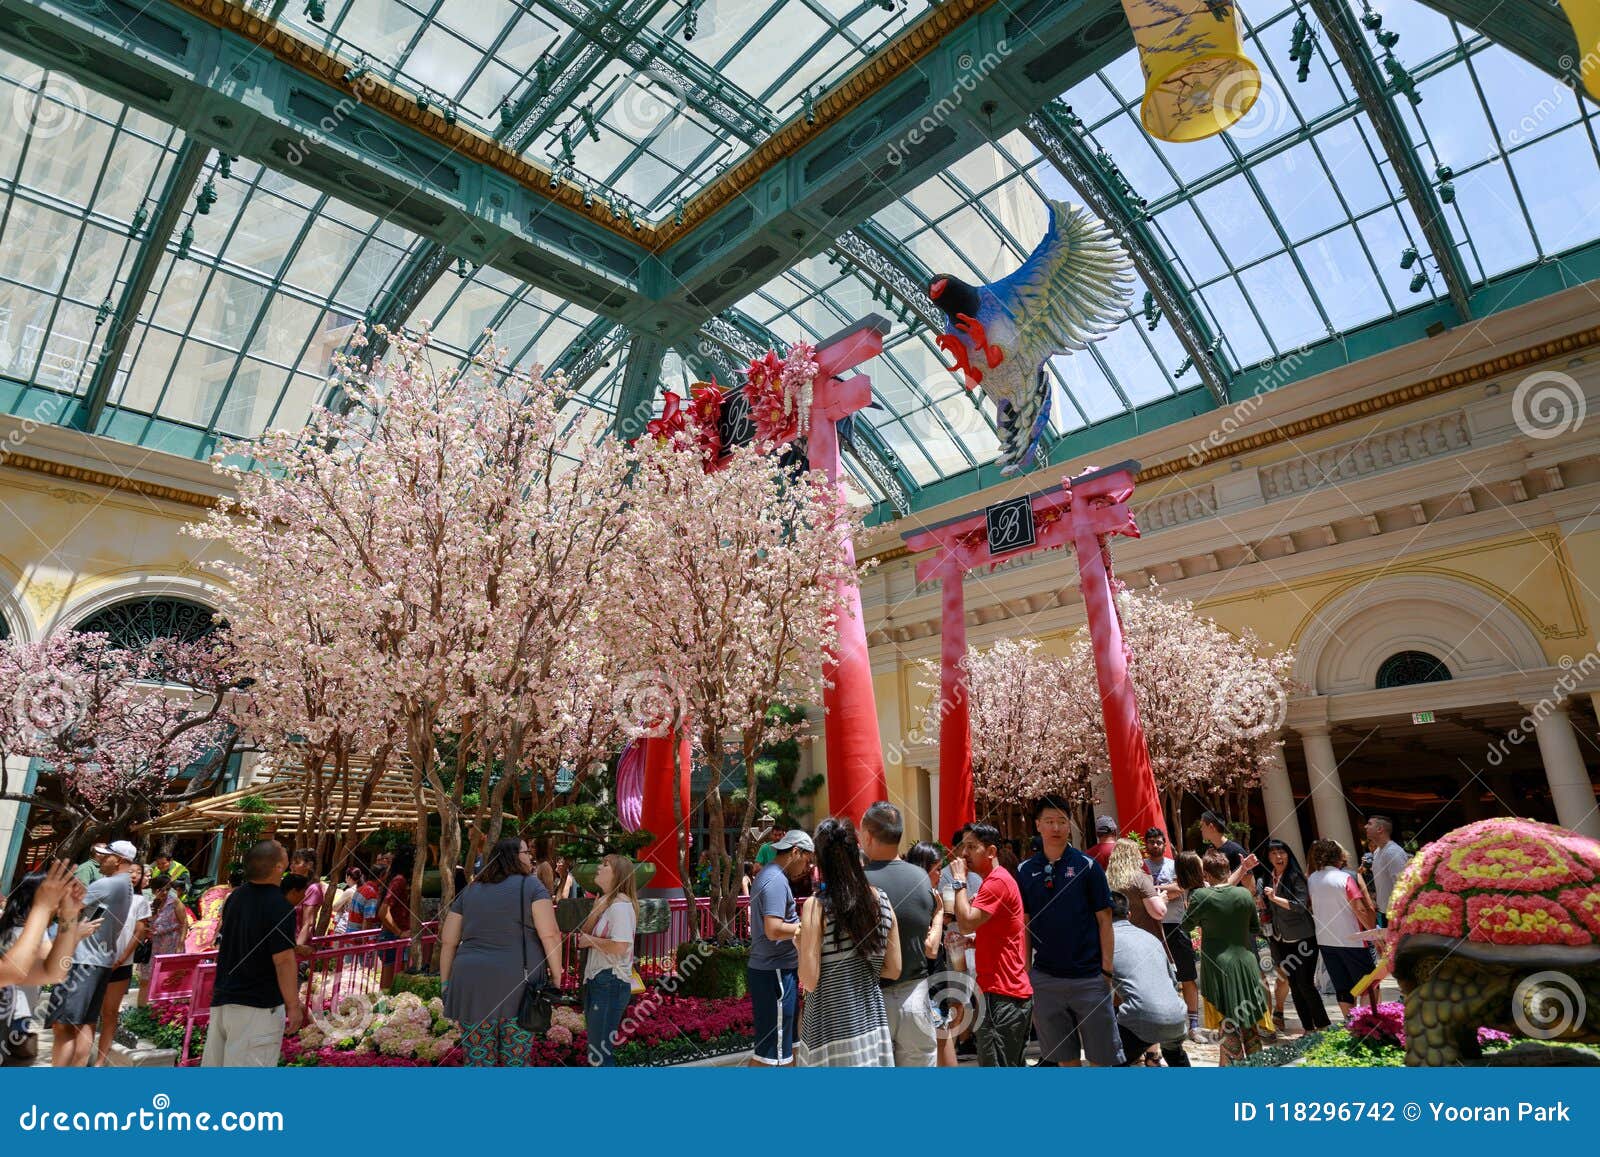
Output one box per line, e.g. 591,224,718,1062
1376,650,1451,689
0,611,10,641
73,597,217,648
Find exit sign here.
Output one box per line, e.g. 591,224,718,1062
1412,711,1435,724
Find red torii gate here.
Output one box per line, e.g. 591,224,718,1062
636,318,892,881
902,461,1166,842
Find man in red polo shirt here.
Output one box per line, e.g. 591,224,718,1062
950,822,1033,1066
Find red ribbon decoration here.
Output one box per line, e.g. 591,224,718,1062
690,380,724,466
645,389,687,446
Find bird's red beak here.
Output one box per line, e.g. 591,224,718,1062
930,277,947,300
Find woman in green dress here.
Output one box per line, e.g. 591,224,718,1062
1180,849,1270,1065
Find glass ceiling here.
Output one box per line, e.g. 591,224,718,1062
280,0,917,218
4,1,1600,516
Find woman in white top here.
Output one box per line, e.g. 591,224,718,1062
579,854,638,1066
1306,839,1378,1020
1,862,100,1068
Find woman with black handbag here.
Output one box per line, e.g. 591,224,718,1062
440,838,563,1067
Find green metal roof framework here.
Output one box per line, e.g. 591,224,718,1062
1,0,1598,521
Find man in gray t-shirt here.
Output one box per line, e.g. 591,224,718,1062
50,839,136,1066
746,830,812,1066
862,802,939,1067
1110,893,1190,1066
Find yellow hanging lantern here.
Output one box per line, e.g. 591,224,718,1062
1121,0,1262,143
1558,0,1600,100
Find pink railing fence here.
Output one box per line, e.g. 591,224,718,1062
148,895,754,1060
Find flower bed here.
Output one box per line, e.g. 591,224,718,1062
279,991,754,1067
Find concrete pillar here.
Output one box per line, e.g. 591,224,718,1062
1523,700,1600,838
1259,743,1305,865
1298,724,1357,855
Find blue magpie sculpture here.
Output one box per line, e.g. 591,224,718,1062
930,200,1134,476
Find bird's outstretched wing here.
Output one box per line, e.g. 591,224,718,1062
988,200,1134,370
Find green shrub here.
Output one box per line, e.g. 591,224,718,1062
671,942,749,998
389,973,444,1001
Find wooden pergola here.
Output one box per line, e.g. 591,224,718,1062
142,758,433,838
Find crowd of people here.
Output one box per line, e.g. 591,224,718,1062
0,802,1406,1069
743,800,1397,1068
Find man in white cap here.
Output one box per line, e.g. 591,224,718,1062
745,828,813,1067
49,839,135,1066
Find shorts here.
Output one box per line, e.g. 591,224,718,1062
1319,945,1376,1004
376,929,404,965
108,965,133,984
1161,923,1197,983
47,963,111,1026
746,966,798,1065
1030,969,1124,1067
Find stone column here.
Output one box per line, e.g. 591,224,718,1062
1259,743,1305,865
1298,723,1356,855
1523,700,1600,838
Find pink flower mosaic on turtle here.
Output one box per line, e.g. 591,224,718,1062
1385,818,1600,1066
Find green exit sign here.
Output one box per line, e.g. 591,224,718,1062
1412,711,1435,724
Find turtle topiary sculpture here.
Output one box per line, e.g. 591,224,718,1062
1387,817,1600,1066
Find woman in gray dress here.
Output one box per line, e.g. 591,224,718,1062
440,838,564,1067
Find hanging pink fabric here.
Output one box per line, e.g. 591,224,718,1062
616,739,645,832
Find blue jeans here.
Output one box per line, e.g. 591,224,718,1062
584,971,632,1067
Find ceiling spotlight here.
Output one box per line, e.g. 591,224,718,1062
1400,245,1418,269
1409,271,1427,293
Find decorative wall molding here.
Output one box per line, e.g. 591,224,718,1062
0,453,218,511
1259,412,1470,501
1136,484,1217,532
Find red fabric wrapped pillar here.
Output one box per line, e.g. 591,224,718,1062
1067,468,1166,842
807,379,887,824
937,563,975,838
639,729,692,888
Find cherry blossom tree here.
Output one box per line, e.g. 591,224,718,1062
921,586,1294,844
193,325,638,922
1114,585,1296,833
605,431,864,940
0,632,239,861
918,638,1100,810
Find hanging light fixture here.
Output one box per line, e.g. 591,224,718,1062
129,204,148,237
499,96,516,130
1435,164,1456,205
1409,271,1428,294
95,297,113,326
1400,246,1418,269
1119,0,1260,142
177,223,194,259
196,178,218,214
304,0,325,22
218,154,234,179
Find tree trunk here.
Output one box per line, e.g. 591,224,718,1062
671,734,698,941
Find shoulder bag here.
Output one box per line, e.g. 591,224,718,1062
515,876,555,1034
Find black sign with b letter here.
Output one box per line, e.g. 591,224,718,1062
985,495,1036,555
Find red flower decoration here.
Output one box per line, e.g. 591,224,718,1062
1466,893,1591,946
744,350,797,447
690,380,724,465
645,389,688,446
